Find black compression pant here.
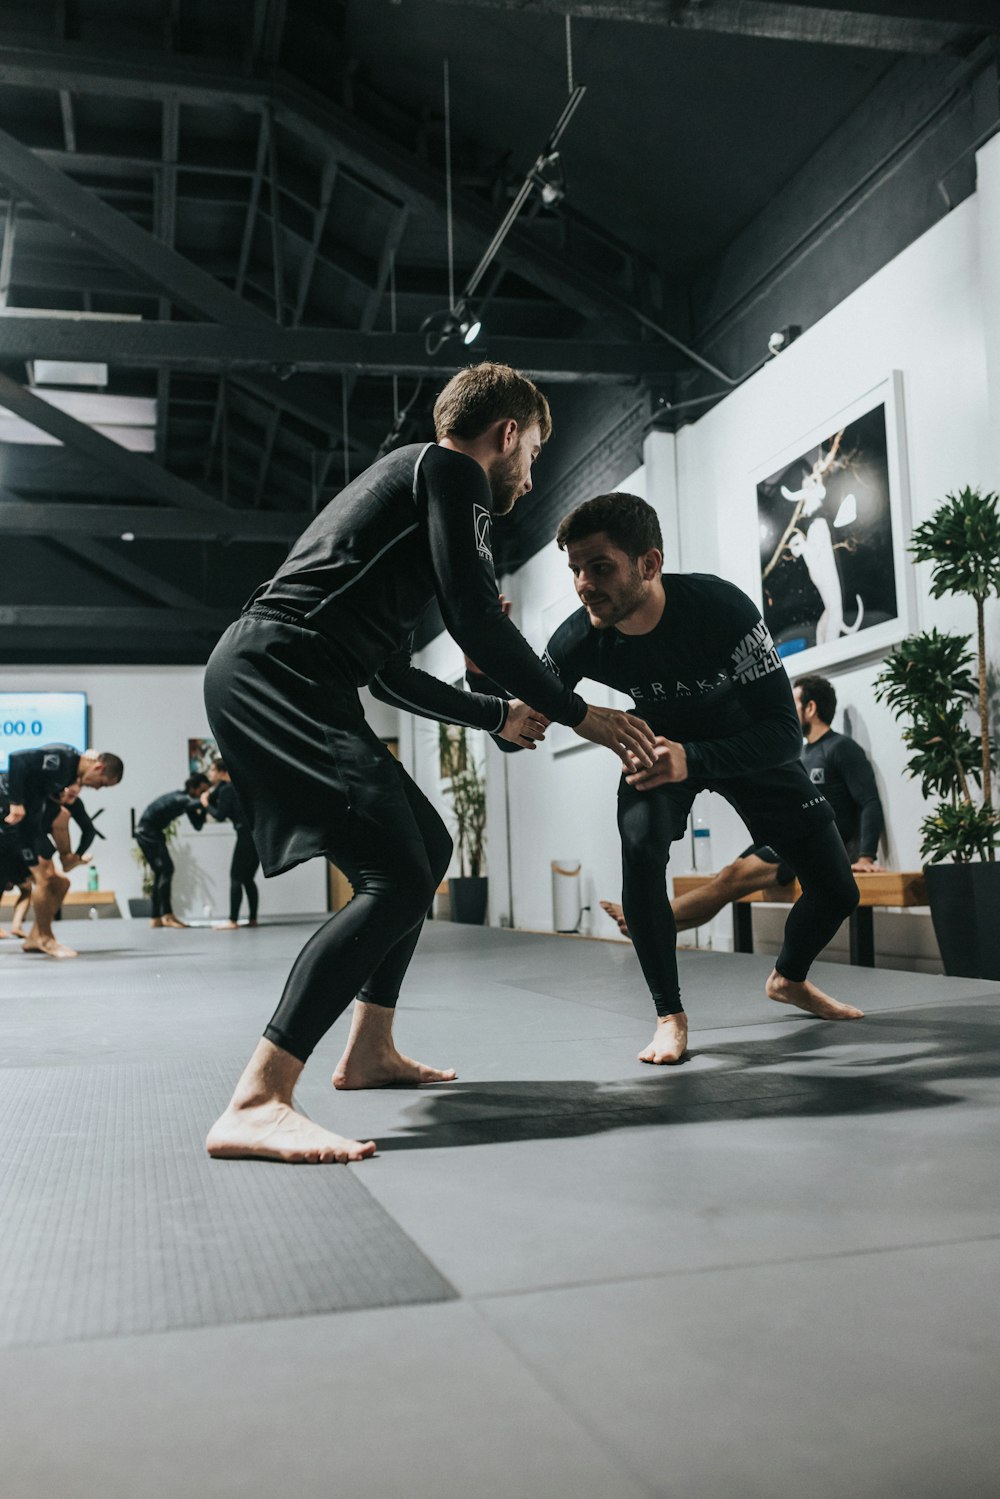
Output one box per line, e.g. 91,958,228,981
135,828,174,919
263,754,452,1063
618,778,858,1015
229,829,260,924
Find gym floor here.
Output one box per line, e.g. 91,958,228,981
2,918,998,1498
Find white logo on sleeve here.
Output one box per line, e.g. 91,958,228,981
810,767,826,785
730,621,782,682
473,504,493,562
43,753,61,770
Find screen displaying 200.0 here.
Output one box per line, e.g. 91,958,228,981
0,693,88,771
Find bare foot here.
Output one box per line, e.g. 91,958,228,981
161,914,188,929
766,969,864,1020
638,1011,689,1065
333,1047,457,1090
11,925,28,939
22,934,78,959
213,920,239,931
206,1100,376,1163
600,899,630,937
149,917,164,928
0,926,8,939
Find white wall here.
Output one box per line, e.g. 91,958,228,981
0,663,331,919
406,136,1000,969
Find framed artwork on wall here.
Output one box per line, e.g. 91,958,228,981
753,371,913,676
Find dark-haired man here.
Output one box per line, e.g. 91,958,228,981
794,674,884,871
473,492,862,1065
203,362,656,1164
1,748,122,946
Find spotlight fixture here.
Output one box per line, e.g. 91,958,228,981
767,325,801,357
530,150,566,207
420,300,485,357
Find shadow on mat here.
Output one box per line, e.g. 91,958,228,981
372,1005,1000,1152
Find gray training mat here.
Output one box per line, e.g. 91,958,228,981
0,1058,455,1348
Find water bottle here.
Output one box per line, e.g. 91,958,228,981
692,816,713,873
87,865,99,892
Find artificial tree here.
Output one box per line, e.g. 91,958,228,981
875,486,1000,866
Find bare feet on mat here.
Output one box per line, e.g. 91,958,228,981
161,914,188,929
766,969,864,1020
638,1011,688,1065
213,920,239,930
0,926,8,939
333,1048,457,1090
206,1101,376,1164
149,917,163,928
600,899,630,936
11,924,28,938
22,934,77,959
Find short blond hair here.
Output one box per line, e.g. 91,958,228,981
433,362,552,443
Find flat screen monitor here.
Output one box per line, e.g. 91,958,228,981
0,692,88,771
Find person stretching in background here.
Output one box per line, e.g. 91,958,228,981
135,775,211,929
207,758,261,930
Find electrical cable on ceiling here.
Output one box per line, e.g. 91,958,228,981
341,374,350,488
565,14,574,96
443,59,455,310
389,248,400,422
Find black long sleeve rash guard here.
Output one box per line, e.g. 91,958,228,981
472,574,802,779
247,443,587,733
39,796,98,857
7,744,80,814
138,791,208,833
802,729,884,858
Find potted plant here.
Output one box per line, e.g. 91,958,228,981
874,486,1000,977
438,722,488,924
128,817,180,919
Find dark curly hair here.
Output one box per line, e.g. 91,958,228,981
794,673,836,725
556,492,662,558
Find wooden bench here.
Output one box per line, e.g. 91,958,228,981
671,870,928,967
0,889,120,918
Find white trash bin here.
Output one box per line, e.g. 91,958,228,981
551,859,583,933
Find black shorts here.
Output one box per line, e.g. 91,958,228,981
0,829,35,887
739,844,797,887
204,613,392,878
619,759,835,861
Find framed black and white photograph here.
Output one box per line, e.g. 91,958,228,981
753,373,912,675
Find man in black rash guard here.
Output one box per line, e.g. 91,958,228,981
206,759,260,930
794,674,884,870
471,492,862,1065
2,748,122,951
202,361,655,1166
135,777,211,929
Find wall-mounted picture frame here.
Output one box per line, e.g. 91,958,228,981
753,372,913,677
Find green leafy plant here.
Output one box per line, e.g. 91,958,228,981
438,723,486,877
875,487,1000,864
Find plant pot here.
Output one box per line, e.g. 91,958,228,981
924,862,1000,980
128,897,153,918
449,876,488,925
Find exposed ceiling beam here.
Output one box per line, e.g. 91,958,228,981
0,317,680,379
0,606,232,633
0,499,308,540
423,0,991,51
0,44,642,333
0,123,375,453
0,371,233,516
49,536,212,613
